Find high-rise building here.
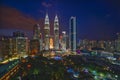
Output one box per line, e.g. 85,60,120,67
98,40,105,49
12,31,28,57
117,33,120,40
49,37,54,49
104,40,115,52
61,31,67,51
30,39,40,55
0,38,2,59
44,13,50,50
116,33,120,51
13,31,25,37
1,37,13,58
33,24,43,51
33,24,41,39
54,15,59,50
89,40,97,48
69,17,76,52
16,37,28,55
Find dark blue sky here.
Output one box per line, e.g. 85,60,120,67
0,0,120,40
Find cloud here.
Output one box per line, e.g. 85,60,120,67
0,6,55,38
0,6,57,38
39,10,45,14
0,6,38,31
42,2,52,8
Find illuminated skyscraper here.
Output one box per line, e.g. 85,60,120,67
50,37,54,49
30,39,40,55
44,13,50,50
69,17,76,52
33,24,43,51
12,31,28,57
33,24,41,39
15,37,28,56
1,37,13,58
61,31,67,51
116,33,120,51
54,15,59,50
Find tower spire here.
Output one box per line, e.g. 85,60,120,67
54,14,59,29
44,13,50,50
45,13,49,24
54,14,58,22
54,14,59,50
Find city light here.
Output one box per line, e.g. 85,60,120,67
0,0,120,80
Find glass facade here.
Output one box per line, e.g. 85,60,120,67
69,17,76,52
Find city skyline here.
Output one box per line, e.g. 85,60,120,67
0,0,120,40
0,1,120,79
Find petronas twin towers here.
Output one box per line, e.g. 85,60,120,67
44,13,59,50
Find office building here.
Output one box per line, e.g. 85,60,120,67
30,39,40,55
54,15,59,50
69,17,76,52
13,31,25,37
50,37,54,49
12,31,28,57
61,31,67,51
33,24,43,51
33,24,41,39
116,33,120,51
44,13,50,50
1,37,13,59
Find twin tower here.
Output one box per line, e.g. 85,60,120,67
44,13,59,50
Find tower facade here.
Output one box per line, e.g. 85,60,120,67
1,37,13,57
33,24,43,52
44,13,50,50
33,24,41,39
116,33,120,51
69,17,76,52
12,31,28,57
54,15,59,50
61,31,67,51
118,33,120,40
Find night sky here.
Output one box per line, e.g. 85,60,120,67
0,0,120,41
